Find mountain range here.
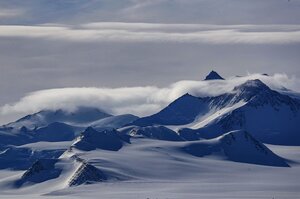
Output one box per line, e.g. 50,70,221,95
0,71,299,194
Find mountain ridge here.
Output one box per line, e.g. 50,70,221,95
132,79,300,145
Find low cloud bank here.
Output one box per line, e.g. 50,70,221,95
1,73,299,122
0,23,300,44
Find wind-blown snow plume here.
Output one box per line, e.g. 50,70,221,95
0,73,299,122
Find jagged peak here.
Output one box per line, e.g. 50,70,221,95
68,161,106,186
204,70,225,80
21,159,58,178
84,126,98,133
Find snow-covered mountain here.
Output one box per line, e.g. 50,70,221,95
71,127,129,151
132,93,208,126
180,79,300,145
15,159,61,187
0,72,300,197
5,128,287,191
0,108,138,146
182,130,288,167
3,106,111,131
90,114,139,131
0,145,65,170
134,79,300,145
8,154,107,188
68,160,107,186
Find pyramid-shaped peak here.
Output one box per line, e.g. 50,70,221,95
204,70,224,80
68,161,107,186
179,93,194,98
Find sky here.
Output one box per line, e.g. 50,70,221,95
0,0,300,124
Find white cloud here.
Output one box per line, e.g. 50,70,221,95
1,73,299,122
0,23,300,44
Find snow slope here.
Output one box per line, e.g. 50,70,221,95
0,132,298,198
132,93,209,126
89,114,139,130
182,130,288,167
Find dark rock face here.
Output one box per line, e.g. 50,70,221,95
130,126,183,141
72,127,125,151
33,122,75,142
15,159,61,187
0,146,64,170
68,161,107,186
204,70,225,80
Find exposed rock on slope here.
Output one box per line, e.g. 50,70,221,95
129,126,183,141
32,122,75,142
68,160,107,186
15,159,61,187
71,127,129,151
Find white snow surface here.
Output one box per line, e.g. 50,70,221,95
17,141,73,151
0,134,299,198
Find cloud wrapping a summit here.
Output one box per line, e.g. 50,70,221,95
1,73,299,123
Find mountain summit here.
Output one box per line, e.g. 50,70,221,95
233,79,269,93
204,70,224,80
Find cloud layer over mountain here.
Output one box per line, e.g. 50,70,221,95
1,73,299,124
